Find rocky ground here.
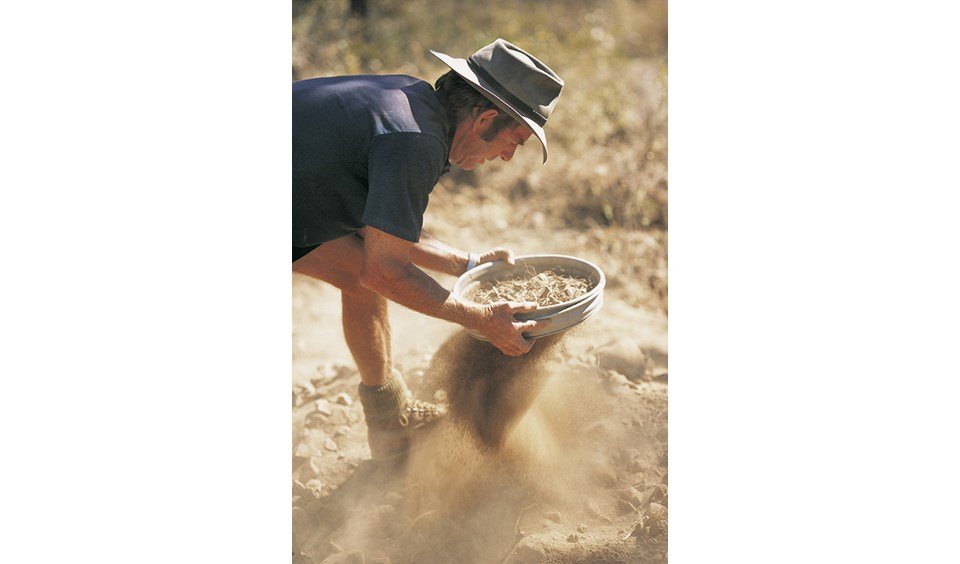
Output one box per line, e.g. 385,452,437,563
292,223,668,563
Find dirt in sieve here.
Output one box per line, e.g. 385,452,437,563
465,267,594,307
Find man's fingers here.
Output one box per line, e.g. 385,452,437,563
516,319,537,333
516,318,550,333
487,299,543,355
499,342,531,357
520,335,537,352
495,331,537,356
507,301,539,313
481,248,515,266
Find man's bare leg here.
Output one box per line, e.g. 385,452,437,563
295,233,446,462
341,287,392,387
293,232,392,387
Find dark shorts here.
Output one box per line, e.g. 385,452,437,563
292,244,321,263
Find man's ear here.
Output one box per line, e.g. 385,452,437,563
472,108,500,134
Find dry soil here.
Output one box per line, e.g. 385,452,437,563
292,222,667,564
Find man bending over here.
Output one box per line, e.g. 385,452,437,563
292,39,564,462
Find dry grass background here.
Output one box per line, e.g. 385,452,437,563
292,0,668,313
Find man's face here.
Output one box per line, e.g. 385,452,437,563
450,109,534,170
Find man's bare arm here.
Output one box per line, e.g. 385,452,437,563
411,228,517,276
409,229,467,276
360,227,545,356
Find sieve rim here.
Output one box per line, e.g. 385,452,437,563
452,254,606,316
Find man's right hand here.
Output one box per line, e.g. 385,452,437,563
468,301,550,356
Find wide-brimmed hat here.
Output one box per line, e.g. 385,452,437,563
430,38,563,163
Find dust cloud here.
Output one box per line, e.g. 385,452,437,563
297,328,666,563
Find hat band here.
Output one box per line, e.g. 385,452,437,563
467,56,547,127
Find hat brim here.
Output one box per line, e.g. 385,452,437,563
430,49,549,164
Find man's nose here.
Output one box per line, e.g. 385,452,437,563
500,145,517,161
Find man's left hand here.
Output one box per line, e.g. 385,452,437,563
476,247,516,268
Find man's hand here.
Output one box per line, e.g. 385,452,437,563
360,228,545,356
476,247,516,269
467,301,550,356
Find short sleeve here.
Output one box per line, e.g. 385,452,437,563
362,132,447,242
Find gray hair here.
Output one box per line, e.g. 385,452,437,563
434,70,518,141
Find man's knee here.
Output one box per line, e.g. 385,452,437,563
292,233,370,295
339,278,381,301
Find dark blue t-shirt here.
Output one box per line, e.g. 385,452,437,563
292,75,453,247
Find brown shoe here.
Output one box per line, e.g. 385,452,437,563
401,397,447,429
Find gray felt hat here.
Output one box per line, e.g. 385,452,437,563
430,38,564,163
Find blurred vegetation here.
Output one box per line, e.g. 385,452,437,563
293,0,667,231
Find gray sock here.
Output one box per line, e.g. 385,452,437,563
357,374,410,425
